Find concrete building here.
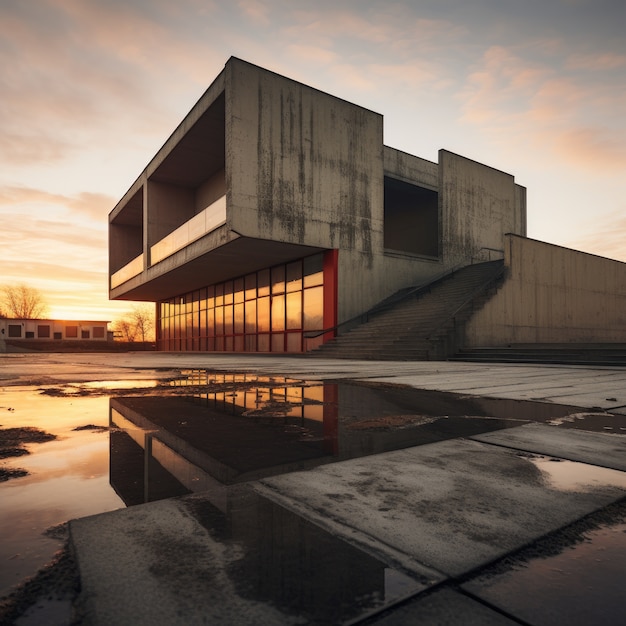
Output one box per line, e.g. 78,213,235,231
109,57,625,357
0,318,109,342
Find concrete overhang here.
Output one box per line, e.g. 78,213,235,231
110,233,325,302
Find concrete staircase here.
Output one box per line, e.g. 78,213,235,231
310,260,504,361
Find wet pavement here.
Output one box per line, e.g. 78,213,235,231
0,352,625,624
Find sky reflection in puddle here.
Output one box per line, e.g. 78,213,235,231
528,456,626,493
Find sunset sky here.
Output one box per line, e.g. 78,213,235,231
1,0,625,321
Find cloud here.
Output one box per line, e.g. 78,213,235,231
285,6,465,53
458,43,626,171
236,0,271,26
286,44,339,66
0,259,106,287
552,127,626,171
0,0,225,170
566,52,626,71
567,208,626,263
0,186,116,222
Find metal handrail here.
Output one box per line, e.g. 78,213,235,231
425,264,505,342
303,263,468,340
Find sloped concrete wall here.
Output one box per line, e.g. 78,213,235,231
464,234,626,345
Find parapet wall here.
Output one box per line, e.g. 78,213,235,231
463,234,626,345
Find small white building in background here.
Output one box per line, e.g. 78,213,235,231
0,318,110,342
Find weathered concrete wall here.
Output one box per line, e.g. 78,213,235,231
227,59,384,257
226,59,392,323
440,151,526,266
146,181,195,249
464,234,626,345
195,169,226,214
383,147,438,190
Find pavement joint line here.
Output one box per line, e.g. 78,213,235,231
454,588,535,626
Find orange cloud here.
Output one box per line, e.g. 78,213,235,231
567,208,626,263
236,0,271,26
566,52,626,71
553,127,626,171
0,186,115,222
286,44,339,65
459,43,626,171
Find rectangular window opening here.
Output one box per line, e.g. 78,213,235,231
384,176,439,257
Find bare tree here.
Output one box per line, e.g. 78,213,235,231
131,304,154,342
113,318,137,342
113,304,154,342
1,284,49,318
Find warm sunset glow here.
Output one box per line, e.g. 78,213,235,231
1,0,624,319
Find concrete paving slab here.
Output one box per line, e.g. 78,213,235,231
70,499,275,626
71,496,327,626
367,370,626,409
256,438,626,578
70,486,440,626
471,423,626,471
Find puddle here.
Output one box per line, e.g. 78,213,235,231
527,455,626,493
69,380,162,391
1,370,625,609
547,411,626,434
0,388,123,596
462,501,626,626
172,487,426,624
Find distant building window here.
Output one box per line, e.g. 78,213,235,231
25,331,35,339
54,332,62,340
81,330,90,339
66,326,78,338
384,177,439,257
8,325,22,338
37,325,50,338
93,327,105,338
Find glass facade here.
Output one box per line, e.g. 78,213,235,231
157,252,333,352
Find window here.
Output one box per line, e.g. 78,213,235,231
81,330,90,339
155,252,330,354
384,177,439,257
37,325,50,338
8,325,21,338
93,326,105,338
66,326,78,338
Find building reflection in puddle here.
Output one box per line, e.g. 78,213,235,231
108,370,549,506
168,486,427,624
109,374,339,505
